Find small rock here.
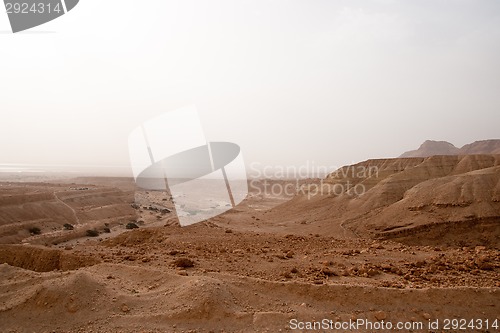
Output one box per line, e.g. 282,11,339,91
321,267,336,276
475,246,486,253
172,257,194,268
374,311,387,321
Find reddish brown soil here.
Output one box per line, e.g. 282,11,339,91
0,159,499,332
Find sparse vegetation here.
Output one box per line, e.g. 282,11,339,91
28,227,41,235
86,229,99,237
63,223,74,230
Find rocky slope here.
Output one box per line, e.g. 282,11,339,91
0,225,498,333
0,182,136,244
264,154,500,246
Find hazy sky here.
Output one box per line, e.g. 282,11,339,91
1,0,499,176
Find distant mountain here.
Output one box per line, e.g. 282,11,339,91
400,139,500,158
460,140,500,155
400,140,459,158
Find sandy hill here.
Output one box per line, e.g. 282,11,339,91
0,181,136,244
264,154,500,246
400,139,500,157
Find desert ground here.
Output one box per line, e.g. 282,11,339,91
0,154,499,332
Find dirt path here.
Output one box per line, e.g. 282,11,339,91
53,191,80,225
